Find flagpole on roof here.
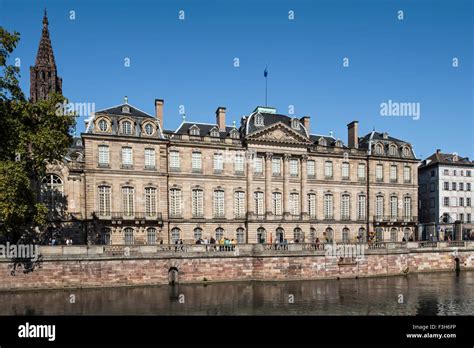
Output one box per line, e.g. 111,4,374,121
264,65,268,106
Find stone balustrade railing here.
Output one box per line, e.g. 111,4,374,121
29,241,474,258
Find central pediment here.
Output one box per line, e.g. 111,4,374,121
246,122,311,144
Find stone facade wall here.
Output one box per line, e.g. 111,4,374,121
1,247,472,291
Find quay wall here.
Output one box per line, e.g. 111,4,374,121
0,242,473,291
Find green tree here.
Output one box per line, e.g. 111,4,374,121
0,27,75,242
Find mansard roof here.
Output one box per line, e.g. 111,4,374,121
173,122,240,139
358,131,408,148
419,151,474,169
95,102,153,118
309,134,346,147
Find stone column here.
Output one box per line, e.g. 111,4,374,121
246,151,254,218
300,155,308,220
265,153,273,218
283,154,290,219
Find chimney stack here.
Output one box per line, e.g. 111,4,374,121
347,121,359,149
300,116,310,133
216,107,226,131
436,149,441,154
155,99,164,128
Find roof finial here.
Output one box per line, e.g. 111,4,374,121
182,114,186,121
232,120,236,127
124,96,128,104
329,130,333,137
43,8,48,26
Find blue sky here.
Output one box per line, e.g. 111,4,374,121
1,0,473,159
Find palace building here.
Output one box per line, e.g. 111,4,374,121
33,12,419,245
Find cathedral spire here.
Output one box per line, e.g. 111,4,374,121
30,9,62,103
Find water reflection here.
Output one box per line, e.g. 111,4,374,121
1,271,473,316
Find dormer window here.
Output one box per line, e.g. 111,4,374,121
189,125,200,136
144,123,154,136
402,146,411,157
335,140,342,147
98,119,108,132
291,118,300,130
318,137,327,146
254,113,264,127
374,143,384,155
389,144,398,156
122,121,133,135
382,132,389,139
230,129,239,139
122,106,130,114
210,128,219,138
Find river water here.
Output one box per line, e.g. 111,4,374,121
1,271,473,315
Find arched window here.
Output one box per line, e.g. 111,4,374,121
376,227,384,242
215,227,224,241
210,128,219,137
234,191,245,218
342,228,350,243
254,113,264,127
230,129,239,139
390,196,398,220
170,188,182,217
254,191,264,216
358,228,366,242
194,227,203,241
257,228,266,243
147,228,157,244
404,196,412,220
319,137,327,146
41,174,64,216
390,228,398,242
121,121,133,135
213,190,225,218
291,118,300,130
375,195,384,220
293,228,303,242
124,228,134,245
101,227,111,245
402,146,411,157
325,228,333,243
192,189,204,218
309,228,316,243
144,123,154,135
171,228,181,243
308,193,317,219
236,228,245,243
98,119,109,132
276,228,285,243
374,143,384,155
389,145,398,156
341,194,350,220
403,228,411,241
289,193,300,215
324,194,333,219
189,125,200,136
272,192,282,216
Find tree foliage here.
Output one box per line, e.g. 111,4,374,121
0,27,75,241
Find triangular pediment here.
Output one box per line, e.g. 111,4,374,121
246,122,310,144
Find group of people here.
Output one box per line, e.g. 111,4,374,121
195,237,237,251
47,237,73,245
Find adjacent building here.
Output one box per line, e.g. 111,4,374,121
418,150,474,240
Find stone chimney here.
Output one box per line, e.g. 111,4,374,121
300,116,310,132
436,149,441,154
216,107,226,131
155,99,164,128
347,121,359,149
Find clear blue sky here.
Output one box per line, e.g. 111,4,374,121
1,0,473,159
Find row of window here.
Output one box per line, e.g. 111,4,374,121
169,188,412,220
373,143,411,157
441,169,471,177
442,197,472,207
458,213,472,223
97,118,158,136
188,124,240,139
98,145,156,169
443,182,472,191
98,186,158,216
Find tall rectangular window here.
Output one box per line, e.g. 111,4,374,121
358,163,366,180
459,197,464,206
213,190,225,217
122,186,134,216
376,164,383,181
272,158,281,176
98,186,111,216
444,182,449,190
254,156,263,174
324,194,333,219
272,192,282,216
254,192,264,215
308,193,316,218
122,147,133,166
404,197,412,220
324,161,333,178
289,193,299,215
145,187,157,216
214,153,223,172
290,159,299,176
390,165,398,182
452,182,457,190
467,183,471,191
170,188,182,217
144,148,156,168
192,189,204,217
192,152,202,172
98,145,109,166
467,198,471,207
234,152,244,173
459,183,464,191
357,195,366,220
443,197,450,206
234,191,245,218
390,196,398,219
341,194,350,220
307,160,315,178
170,150,180,170
404,166,411,183
375,196,384,219
342,162,350,180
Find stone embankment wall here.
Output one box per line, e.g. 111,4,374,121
1,242,472,291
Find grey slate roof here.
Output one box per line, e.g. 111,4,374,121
244,113,308,137
358,131,407,149
95,103,153,118
174,122,240,139
419,151,474,169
